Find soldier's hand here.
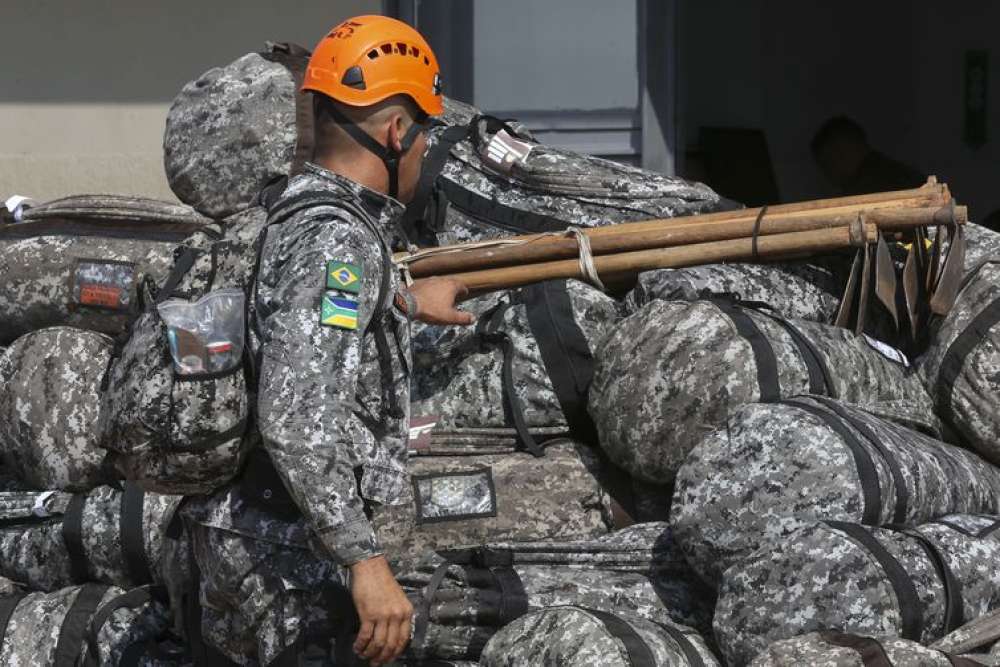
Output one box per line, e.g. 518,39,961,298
406,277,476,326
350,555,414,665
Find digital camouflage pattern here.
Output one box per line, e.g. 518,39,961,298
715,514,1000,666
163,47,301,219
418,118,728,247
480,605,719,667
963,222,1000,273
750,631,997,667
589,298,928,485
0,578,170,666
0,327,114,491
933,607,1000,656
400,523,716,662
372,439,615,574
0,486,181,592
180,488,353,666
672,397,1000,585
411,279,620,437
625,259,847,323
99,207,269,495
919,260,1000,465
0,194,216,344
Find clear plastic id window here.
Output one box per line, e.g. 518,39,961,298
413,469,498,524
157,288,245,375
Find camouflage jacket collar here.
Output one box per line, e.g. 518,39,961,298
301,163,405,241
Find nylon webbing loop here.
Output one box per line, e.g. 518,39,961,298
825,521,924,641
818,631,895,667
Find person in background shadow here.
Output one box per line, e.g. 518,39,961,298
811,115,927,195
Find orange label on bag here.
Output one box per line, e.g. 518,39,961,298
79,284,124,308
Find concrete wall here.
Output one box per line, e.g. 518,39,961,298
0,0,378,204
680,1,999,218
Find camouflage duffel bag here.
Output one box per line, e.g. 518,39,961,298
399,108,730,247
750,628,999,667
963,222,1000,272
372,438,617,575
0,327,114,491
0,484,181,593
920,260,1000,466
0,194,215,345
400,523,716,662
672,397,1000,585
411,279,621,454
0,578,171,666
99,206,268,495
715,514,1000,666
625,259,848,324
589,297,927,486
480,605,720,667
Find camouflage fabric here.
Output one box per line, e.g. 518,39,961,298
250,165,411,566
372,439,615,574
750,631,996,666
164,46,301,219
180,488,353,666
625,259,847,323
964,222,1000,273
672,397,1000,585
98,207,268,495
589,298,928,485
715,514,1000,666
411,279,620,438
0,327,114,491
0,485,181,593
933,607,1000,660
0,198,216,345
480,606,720,667
419,118,728,246
0,578,170,666
400,523,716,662
919,260,1000,465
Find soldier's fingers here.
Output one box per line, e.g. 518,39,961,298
353,620,375,655
375,618,400,665
396,616,412,655
361,619,389,660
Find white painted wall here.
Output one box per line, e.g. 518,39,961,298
0,0,378,203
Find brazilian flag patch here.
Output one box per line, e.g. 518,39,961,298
320,293,359,330
326,260,362,294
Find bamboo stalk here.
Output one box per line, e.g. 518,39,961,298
403,204,965,279
454,222,874,295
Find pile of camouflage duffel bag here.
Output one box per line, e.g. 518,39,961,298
4,39,1000,665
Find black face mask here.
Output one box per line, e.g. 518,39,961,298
322,103,429,199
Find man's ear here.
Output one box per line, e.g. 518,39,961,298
387,113,405,153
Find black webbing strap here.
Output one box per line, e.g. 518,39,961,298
82,586,162,667
0,591,27,651
477,302,545,457
154,247,199,305
521,280,600,444
763,313,833,397
63,492,90,584
582,608,657,667
811,396,909,525
488,565,529,626
751,205,768,260
119,482,154,586
401,123,472,246
438,178,569,234
54,583,111,667
936,295,1000,426
818,631,895,667
713,299,781,401
902,528,965,634
933,515,1000,539
784,399,882,524
651,620,708,667
825,521,924,641
258,42,314,177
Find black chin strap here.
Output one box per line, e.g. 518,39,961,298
322,103,426,199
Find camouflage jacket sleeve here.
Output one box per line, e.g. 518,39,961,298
255,208,389,566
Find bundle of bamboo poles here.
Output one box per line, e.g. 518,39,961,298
395,177,965,296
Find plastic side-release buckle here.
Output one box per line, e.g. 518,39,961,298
480,129,534,175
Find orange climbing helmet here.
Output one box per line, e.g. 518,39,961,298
303,15,443,116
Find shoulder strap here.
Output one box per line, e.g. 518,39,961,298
762,313,835,397
890,527,965,634
825,521,924,641
811,396,909,525
648,619,708,667
119,482,154,586
713,299,781,401
439,177,569,235
62,492,90,584
581,608,657,667
401,123,472,246
0,591,26,652
54,583,111,667
817,631,896,666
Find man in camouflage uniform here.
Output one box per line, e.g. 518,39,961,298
182,16,473,666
